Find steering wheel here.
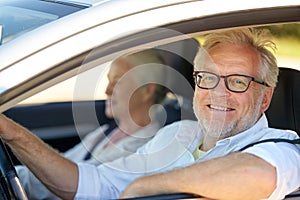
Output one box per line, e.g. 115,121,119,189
0,139,28,200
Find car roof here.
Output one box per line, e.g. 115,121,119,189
0,0,298,70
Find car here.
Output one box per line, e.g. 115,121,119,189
0,0,299,199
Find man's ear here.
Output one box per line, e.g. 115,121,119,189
261,87,274,113
142,83,157,102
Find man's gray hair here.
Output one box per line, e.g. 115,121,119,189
194,28,279,87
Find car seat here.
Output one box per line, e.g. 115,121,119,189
266,67,300,135
155,38,199,126
264,67,300,199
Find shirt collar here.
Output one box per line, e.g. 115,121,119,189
217,114,269,146
197,114,269,160
130,121,161,139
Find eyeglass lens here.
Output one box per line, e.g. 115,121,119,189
195,72,252,92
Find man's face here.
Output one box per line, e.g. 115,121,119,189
105,59,146,120
193,43,273,139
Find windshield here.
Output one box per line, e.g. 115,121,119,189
0,0,87,44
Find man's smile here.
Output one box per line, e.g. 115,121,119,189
208,104,235,112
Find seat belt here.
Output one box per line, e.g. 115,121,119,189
83,120,117,160
239,138,300,151
238,137,300,199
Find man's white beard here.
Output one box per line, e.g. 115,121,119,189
193,94,263,140
198,115,236,139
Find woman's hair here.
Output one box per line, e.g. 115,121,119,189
194,28,279,87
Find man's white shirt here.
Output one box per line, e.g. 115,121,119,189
76,114,300,200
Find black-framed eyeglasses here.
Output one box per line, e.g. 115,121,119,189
193,71,270,93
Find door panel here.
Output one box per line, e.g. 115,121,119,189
3,100,112,164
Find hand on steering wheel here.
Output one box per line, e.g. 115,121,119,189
0,139,28,200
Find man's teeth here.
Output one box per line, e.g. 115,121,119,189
210,105,231,111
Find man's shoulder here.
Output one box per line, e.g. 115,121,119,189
163,119,199,130
158,119,200,138
262,127,299,140
141,120,200,149
145,120,201,150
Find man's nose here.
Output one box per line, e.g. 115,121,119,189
105,83,114,96
211,78,230,96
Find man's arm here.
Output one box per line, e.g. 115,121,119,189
120,152,276,200
0,114,78,200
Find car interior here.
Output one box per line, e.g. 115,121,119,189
3,38,199,163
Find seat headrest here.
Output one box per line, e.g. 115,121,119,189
153,39,199,126
266,67,300,135
156,38,199,99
